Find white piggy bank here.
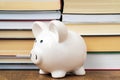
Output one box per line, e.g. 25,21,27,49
30,20,87,78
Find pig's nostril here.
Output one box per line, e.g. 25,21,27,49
35,54,37,60
30,54,32,58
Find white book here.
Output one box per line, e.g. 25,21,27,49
0,21,49,29
0,64,38,69
62,14,120,23
0,10,61,20
85,53,120,70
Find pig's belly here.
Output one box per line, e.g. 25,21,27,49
37,53,86,72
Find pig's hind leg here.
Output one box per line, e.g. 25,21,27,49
73,66,86,75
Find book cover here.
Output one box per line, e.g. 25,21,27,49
62,14,120,23
63,0,120,13
0,10,61,20
0,0,61,10
0,39,33,56
85,52,120,70
0,21,49,29
65,23,120,35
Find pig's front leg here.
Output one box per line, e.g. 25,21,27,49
73,66,86,75
39,69,49,74
51,70,66,78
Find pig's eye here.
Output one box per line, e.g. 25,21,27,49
40,40,43,43
35,54,37,60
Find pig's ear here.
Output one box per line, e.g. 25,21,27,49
49,20,68,42
32,21,48,38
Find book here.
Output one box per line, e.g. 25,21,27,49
63,0,120,13
65,23,120,36
85,52,120,70
0,21,49,29
0,63,38,69
84,36,120,52
62,14,120,23
0,39,33,56
0,30,33,38
0,0,61,10
0,58,31,63
0,10,61,20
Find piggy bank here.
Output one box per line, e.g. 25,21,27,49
30,20,87,78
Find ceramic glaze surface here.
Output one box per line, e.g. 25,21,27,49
30,20,87,78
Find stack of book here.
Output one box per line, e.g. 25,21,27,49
62,0,120,70
0,0,62,69
1,0,120,70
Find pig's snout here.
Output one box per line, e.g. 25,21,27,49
30,51,41,64
30,53,37,60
